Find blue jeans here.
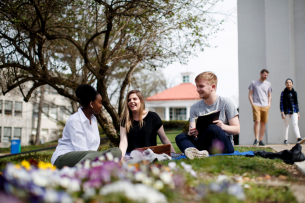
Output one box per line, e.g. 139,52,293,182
175,125,234,154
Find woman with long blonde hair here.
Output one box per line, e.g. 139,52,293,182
119,90,175,158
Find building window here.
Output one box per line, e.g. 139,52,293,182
169,108,173,120
5,101,13,116
13,127,22,140
42,104,49,118
0,100,2,114
50,105,57,119
183,76,189,83
50,129,58,140
15,101,22,117
33,103,39,118
3,127,12,143
174,108,187,120
58,106,65,121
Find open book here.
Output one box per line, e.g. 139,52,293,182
195,110,220,135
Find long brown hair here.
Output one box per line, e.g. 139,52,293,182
121,90,146,132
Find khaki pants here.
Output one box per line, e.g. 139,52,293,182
54,147,122,169
252,105,270,123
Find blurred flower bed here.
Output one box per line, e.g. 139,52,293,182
0,153,246,203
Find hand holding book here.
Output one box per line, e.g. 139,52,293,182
196,110,220,135
213,119,225,130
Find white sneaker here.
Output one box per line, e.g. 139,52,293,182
184,147,209,160
297,138,305,144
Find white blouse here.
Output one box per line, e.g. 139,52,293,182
51,108,100,164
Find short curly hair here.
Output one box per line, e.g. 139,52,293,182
75,84,98,107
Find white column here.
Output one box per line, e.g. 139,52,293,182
186,106,191,121
165,107,170,121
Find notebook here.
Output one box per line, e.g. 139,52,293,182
135,144,171,156
196,110,220,135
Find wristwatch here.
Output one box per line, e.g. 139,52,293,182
281,113,284,117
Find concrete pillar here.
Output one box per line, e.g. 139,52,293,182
186,106,191,121
165,107,170,121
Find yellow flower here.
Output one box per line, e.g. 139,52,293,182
38,161,56,170
21,160,31,170
14,164,21,169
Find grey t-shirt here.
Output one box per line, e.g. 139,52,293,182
190,96,239,146
248,80,272,107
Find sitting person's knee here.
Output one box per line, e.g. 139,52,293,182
206,124,222,132
175,133,187,142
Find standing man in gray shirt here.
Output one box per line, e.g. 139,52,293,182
175,71,240,159
248,69,272,146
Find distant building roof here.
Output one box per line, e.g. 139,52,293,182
146,83,200,101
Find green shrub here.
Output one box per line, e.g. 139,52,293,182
162,120,188,130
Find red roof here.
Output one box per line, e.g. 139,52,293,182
146,83,200,101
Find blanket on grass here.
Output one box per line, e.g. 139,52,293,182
172,150,255,160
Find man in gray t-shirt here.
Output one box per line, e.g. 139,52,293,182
175,72,240,159
248,69,272,146
190,96,239,146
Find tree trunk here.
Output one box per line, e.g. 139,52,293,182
71,100,78,113
35,85,45,145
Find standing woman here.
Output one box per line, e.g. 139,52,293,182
119,90,176,158
280,78,305,145
51,84,122,169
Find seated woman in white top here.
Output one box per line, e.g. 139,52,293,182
119,90,176,158
51,84,121,169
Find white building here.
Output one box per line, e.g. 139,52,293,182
0,85,72,148
146,72,200,121
238,0,305,144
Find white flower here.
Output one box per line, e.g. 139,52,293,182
142,177,154,186
68,179,81,192
59,177,71,188
153,180,164,190
159,172,172,184
168,162,176,170
114,157,120,163
135,172,146,182
151,166,160,176
182,164,192,172
44,189,58,202
106,152,114,161
60,193,73,203
99,181,167,203
190,169,197,178
217,175,229,183
32,173,48,187
83,188,96,199
84,160,91,169
99,156,105,161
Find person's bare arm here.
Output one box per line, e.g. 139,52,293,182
213,115,240,135
157,125,176,153
119,126,128,159
268,92,272,107
248,90,254,106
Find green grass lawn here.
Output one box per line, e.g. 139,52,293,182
0,130,299,203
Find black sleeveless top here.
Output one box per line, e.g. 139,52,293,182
121,111,163,152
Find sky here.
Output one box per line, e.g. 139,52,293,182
162,0,239,106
